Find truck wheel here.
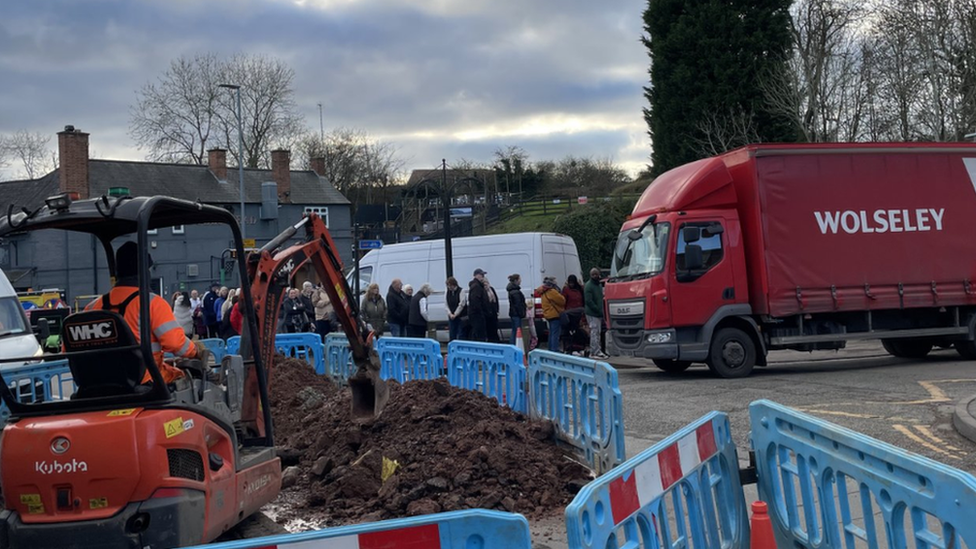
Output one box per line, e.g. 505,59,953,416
956,340,976,360
653,359,692,373
881,339,932,359
707,328,756,378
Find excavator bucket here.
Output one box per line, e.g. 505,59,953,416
349,369,390,419
349,349,389,419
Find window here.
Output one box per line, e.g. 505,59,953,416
172,225,185,235
303,207,329,228
345,266,372,295
676,223,724,274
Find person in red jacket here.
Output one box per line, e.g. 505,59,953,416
86,242,200,384
230,297,243,335
561,274,586,354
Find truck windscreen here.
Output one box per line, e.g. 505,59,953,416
610,222,671,280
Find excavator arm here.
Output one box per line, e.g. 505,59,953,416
239,213,387,437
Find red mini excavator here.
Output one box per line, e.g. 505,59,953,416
0,194,385,548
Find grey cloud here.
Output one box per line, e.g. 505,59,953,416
0,0,650,176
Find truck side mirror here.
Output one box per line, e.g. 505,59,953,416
684,244,704,271
627,229,643,242
682,226,700,243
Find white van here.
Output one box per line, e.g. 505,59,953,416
0,268,43,369
351,232,583,341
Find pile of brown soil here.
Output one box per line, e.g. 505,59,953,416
269,360,591,526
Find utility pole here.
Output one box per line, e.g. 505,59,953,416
219,83,245,239
318,102,324,141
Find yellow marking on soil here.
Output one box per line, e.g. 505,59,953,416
893,425,962,460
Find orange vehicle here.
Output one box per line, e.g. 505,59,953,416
0,194,383,548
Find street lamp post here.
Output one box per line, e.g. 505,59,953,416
411,161,484,281
219,83,246,239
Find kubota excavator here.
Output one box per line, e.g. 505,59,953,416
0,194,385,548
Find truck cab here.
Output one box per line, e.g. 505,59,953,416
604,155,757,377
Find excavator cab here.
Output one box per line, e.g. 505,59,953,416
0,194,279,549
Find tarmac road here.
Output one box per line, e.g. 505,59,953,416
530,341,976,549
610,340,976,472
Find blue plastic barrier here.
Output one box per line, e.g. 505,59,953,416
225,335,241,356
198,338,227,363
326,333,355,384
225,335,324,373
446,341,526,413
376,336,443,383
565,412,748,549
0,360,75,421
750,399,976,549
185,509,531,549
527,350,625,473
274,333,326,375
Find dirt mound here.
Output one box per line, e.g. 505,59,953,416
270,369,591,526
269,357,338,451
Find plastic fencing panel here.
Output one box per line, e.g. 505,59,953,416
565,412,748,549
225,335,241,357
185,509,532,549
198,338,227,364
326,333,355,384
0,360,75,422
750,399,976,549
225,335,324,373
528,350,626,473
446,340,526,413
275,333,326,375
376,336,443,383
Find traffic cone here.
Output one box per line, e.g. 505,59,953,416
515,327,525,352
750,501,776,549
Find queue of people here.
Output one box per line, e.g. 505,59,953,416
169,265,608,358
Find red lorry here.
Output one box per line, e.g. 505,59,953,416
605,143,976,377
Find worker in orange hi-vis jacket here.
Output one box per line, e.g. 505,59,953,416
86,241,200,384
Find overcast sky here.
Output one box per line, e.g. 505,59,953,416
0,0,650,181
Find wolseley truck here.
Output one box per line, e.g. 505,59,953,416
605,143,976,377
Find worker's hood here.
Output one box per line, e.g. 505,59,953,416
0,334,42,370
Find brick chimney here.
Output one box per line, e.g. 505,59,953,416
272,149,291,203
57,125,89,199
208,148,227,181
310,156,326,177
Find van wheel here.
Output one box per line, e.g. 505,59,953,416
707,328,756,378
956,340,976,360
881,339,932,359
653,359,692,373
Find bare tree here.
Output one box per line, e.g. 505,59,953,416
129,53,304,167
1,130,55,179
761,0,869,142
693,109,761,156
216,54,305,168
493,146,529,198
295,127,405,204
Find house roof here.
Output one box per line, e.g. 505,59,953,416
0,159,350,212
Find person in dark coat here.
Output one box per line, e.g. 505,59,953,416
507,274,527,346
467,268,489,341
281,288,311,333
445,277,466,341
202,283,220,338
386,279,409,337
407,283,432,338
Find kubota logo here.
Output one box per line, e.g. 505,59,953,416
34,459,88,475
67,322,114,341
50,437,70,455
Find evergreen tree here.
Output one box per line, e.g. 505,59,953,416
643,0,798,176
